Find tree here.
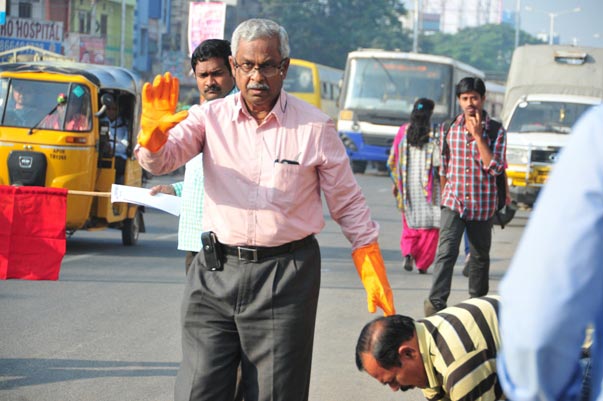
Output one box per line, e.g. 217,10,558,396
258,0,412,69
420,24,544,80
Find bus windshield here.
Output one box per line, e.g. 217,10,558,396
284,64,314,93
507,101,592,134
342,57,451,118
1,78,92,132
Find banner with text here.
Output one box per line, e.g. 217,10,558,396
0,16,63,53
188,2,226,56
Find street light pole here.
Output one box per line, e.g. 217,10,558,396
412,0,419,52
514,0,521,49
525,6,581,45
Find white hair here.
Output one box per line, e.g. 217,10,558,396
231,18,290,59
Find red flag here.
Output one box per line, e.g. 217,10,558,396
0,185,67,280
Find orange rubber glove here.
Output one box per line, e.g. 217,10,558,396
138,72,189,152
352,242,396,316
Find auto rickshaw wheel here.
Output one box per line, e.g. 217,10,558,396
122,209,141,246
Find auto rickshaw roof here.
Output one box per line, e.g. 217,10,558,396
0,61,143,95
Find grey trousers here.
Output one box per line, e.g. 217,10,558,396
184,251,198,276
175,237,321,401
427,207,492,310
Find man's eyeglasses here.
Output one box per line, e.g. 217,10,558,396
233,58,288,77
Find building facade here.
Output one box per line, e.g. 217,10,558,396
0,0,263,80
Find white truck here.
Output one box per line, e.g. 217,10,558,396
502,44,603,206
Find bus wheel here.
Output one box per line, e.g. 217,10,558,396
351,161,367,174
122,209,142,246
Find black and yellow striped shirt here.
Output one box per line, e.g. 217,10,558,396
416,296,503,401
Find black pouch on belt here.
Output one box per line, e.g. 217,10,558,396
201,231,223,271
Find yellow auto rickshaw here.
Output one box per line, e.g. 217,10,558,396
0,61,146,245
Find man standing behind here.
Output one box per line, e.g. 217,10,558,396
136,18,395,401
424,77,506,316
356,296,503,401
150,39,237,273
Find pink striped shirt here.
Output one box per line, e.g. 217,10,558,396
135,91,379,249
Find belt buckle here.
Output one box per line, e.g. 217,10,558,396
237,247,258,262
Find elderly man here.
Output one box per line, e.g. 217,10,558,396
356,296,503,401
135,18,395,401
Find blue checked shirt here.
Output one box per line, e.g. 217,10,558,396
170,86,238,252
439,113,506,221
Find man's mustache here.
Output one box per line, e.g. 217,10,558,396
204,85,221,93
247,83,270,90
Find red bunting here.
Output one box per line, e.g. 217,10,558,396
0,185,67,280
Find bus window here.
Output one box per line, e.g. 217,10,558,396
343,58,452,118
285,58,343,121
284,64,314,93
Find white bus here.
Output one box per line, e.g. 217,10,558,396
337,49,484,173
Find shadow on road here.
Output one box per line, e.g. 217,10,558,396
0,358,178,389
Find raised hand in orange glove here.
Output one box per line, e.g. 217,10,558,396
352,242,396,316
138,72,189,152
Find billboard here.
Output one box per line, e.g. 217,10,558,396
0,17,63,53
188,2,226,56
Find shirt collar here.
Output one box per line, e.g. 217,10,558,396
414,321,441,389
232,89,288,126
458,111,491,139
227,85,239,96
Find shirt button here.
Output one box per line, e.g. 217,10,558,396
466,168,470,172
465,195,470,200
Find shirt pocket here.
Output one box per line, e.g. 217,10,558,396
268,162,302,210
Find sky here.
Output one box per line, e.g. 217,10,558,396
402,0,603,48
504,0,603,47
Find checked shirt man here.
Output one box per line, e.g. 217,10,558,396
424,77,506,316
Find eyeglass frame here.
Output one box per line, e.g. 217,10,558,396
232,58,289,77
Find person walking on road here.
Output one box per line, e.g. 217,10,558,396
424,77,506,316
135,18,395,401
387,98,440,274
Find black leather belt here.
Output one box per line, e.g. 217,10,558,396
219,235,314,262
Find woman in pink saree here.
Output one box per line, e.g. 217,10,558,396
387,98,440,273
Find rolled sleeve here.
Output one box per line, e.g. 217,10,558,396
318,121,379,249
484,125,506,176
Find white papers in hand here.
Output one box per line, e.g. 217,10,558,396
111,184,181,216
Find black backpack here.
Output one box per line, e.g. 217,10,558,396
441,115,512,228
